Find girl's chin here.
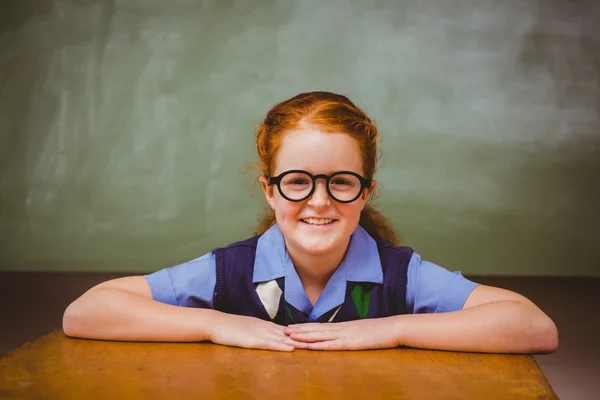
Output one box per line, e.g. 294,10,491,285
294,237,339,255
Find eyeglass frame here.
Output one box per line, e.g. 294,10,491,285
266,170,373,203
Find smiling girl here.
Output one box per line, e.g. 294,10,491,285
63,91,558,353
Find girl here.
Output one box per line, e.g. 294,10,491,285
63,91,558,353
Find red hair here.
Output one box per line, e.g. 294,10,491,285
255,91,399,246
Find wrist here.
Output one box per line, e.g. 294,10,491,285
388,314,408,347
193,308,223,342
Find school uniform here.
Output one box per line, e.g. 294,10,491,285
145,224,478,324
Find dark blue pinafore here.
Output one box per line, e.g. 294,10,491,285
212,235,413,325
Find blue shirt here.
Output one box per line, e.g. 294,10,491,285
146,224,478,321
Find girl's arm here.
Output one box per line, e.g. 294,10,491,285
285,285,558,353
63,277,307,351
62,276,218,342
390,285,558,353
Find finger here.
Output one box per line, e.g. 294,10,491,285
266,332,310,349
288,330,341,343
263,340,295,352
230,338,293,352
307,339,345,351
282,337,310,349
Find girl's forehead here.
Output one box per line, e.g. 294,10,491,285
274,129,364,174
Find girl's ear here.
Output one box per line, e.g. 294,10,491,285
360,180,377,210
365,180,377,200
259,176,276,210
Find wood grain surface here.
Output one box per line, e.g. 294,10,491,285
0,330,557,399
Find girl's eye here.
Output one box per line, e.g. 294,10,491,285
291,179,310,185
332,178,350,185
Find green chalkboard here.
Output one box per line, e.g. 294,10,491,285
1,0,599,275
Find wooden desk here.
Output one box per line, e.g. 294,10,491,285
0,330,556,399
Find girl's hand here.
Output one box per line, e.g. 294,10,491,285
284,317,402,350
207,313,309,352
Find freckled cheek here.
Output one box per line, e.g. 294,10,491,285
339,204,363,223
274,201,303,223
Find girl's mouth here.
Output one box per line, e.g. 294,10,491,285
300,218,337,226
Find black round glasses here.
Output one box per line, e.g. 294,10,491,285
267,170,372,203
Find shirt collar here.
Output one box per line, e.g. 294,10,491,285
344,224,384,284
253,224,288,283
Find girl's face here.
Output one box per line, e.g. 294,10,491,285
259,127,375,258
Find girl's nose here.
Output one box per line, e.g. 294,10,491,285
308,181,331,207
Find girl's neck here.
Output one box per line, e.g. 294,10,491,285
285,239,350,302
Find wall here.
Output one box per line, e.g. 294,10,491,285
1,0,598,274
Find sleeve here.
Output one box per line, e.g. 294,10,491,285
405,252,479,314
144,252,217,309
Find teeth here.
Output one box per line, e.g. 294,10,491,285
303,218,333,225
